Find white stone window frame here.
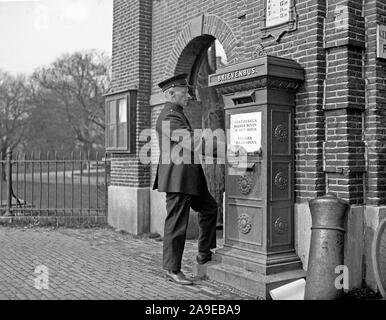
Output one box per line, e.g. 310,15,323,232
105,89,137,154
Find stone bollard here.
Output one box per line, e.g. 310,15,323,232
304,193,349,300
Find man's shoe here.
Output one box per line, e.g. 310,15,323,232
166,271,193,285
196,251,212,265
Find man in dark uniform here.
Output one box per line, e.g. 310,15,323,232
153,74,239,285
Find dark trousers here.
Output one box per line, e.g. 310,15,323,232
163,186,218,272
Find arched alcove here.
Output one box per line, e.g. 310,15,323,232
154,15,238,229
168,34,229,227
163,14,238,79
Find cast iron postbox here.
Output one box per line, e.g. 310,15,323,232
204,55,305,296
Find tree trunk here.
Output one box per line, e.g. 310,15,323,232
0,146,7,181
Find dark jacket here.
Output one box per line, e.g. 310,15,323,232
152,102,220,196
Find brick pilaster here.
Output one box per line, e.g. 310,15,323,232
324,0,366,204
110,0,152,187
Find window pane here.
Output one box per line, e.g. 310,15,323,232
108,125,117,148
109,101,116,124
118,98,127,123
118,123,127,148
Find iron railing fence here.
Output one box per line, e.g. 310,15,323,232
0,148,110,226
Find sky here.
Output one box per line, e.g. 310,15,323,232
0,0,113,76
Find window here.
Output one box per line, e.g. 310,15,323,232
105,90,137,153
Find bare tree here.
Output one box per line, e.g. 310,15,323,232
0,70,32,178
31,50,111,155
23,88,77,155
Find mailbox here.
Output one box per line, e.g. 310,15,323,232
198,55,306,297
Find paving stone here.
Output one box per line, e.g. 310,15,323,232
0,226,255,300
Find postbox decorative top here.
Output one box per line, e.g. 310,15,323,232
208,55,304,89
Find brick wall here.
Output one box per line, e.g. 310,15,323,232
364,0,386,205
150,0,327,202
323,0,366,205
111,0,386,204
110,0,152,188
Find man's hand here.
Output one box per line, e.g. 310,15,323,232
227,144,247,156
237,145,248,156
226,144,248,175
227,144,237,155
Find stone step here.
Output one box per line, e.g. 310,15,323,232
193,261,307,299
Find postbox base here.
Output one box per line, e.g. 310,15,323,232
193,260,307,299
212,246,303,275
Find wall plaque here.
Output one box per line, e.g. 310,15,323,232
266,0,291,28
230,112,262,153
377,24,386,59
333,5,349,31
262,0,297,42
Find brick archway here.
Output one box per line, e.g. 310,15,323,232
163,14,239,79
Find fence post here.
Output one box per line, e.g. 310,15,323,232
4,147,12,217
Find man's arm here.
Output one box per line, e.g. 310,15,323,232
161,112,244,161
161,112,222,157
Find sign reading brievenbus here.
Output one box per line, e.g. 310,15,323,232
208,66,259,86
230,112,262,153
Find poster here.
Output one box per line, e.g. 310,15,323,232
230,112,262,153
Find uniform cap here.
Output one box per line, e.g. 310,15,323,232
158,73,194,96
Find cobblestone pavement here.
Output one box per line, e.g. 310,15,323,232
0,226,256,300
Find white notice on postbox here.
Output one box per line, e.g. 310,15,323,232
230,112,262,153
